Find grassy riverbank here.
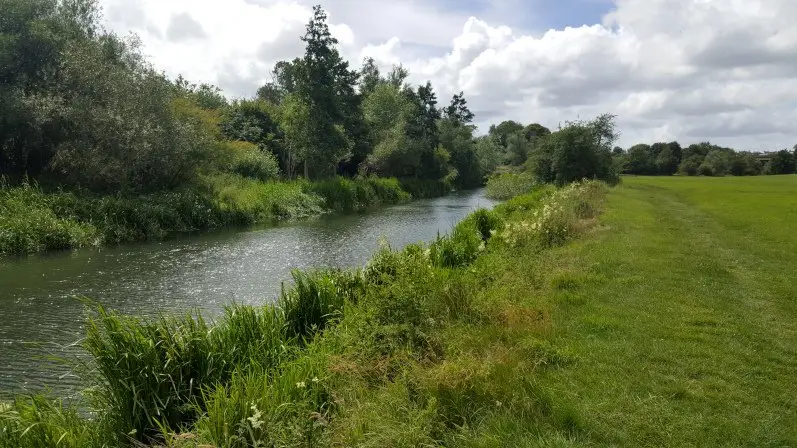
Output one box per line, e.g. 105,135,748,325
4,175,795,447
0,180,606,447
0,176,451,256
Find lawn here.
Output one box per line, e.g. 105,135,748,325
525,175,797,446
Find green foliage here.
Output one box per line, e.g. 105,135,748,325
532,114,620,186
398,178,452,199
226,142,282,182
768,149,796,175
485,172,538,200
306,177,410,213
83,304,291,442
0,183,99,255
0,395,114,448
280,269,363,341
193,356,331,448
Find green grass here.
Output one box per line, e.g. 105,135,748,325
5,176,794,447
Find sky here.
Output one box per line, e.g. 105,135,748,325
98,0,797,151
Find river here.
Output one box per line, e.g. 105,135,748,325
0,189,495,397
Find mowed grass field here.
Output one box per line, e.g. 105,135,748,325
528,175,797,446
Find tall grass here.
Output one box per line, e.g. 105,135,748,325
1,174,417,256
83,304,292,442
306,176,410,213
485,172,538,200
398,178,452,199
0,183,100,255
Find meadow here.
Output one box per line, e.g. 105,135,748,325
2,175,795,447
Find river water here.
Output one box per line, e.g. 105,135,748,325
0,190,495,397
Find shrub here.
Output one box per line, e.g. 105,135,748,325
485,172,537,200
227,142,281,182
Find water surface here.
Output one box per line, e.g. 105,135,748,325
0,190,495,396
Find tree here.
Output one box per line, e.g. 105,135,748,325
474,136,503,174
625,144,655,175
359,57,381,97
506,132,531,166
769,150,796,175
439,117,480,188
532,114,619,185
679,155,703,176
699,149,733,176
277,93,311,178
523,123,552,141
488,120,524,148
444,92,474,124
297,5,353,178
730,152,763,176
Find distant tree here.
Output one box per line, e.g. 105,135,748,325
474,136,503,175
679,155,704,176
532,114,619,185
488,120,524,148
523,123,551,141
655,143,681,175
359,57,381,97
626,144,655,175
439,116,480,188
444,92,474,124
699,149,733,176
730,152,763,176
769,150,796,174
506,132,531,166
612,146,625,155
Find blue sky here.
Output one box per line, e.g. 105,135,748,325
441,0,615,32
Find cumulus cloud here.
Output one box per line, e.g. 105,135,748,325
98,0,797,150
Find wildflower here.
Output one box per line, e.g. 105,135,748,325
296,381,306,389
495,400,502,407
248,403,264,429
312,377,320,383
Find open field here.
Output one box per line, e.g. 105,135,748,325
523,175,797,446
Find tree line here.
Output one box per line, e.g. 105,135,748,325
1,1,500,195
616,142,797,177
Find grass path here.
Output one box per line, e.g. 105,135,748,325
534,176,797,446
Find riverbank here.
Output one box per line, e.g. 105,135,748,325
0,176,450,256
0,180,607,447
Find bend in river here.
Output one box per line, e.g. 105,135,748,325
0,189,495,397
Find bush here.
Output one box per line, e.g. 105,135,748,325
485,173,537,200
227,142,281,182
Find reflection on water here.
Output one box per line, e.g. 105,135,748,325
0,190,495,396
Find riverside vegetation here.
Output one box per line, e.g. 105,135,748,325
0,180,609,447
1,1,507,256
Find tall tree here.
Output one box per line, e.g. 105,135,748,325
444,92,474,124
298,5,352,178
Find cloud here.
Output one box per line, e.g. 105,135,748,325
166,12,207,42
98,0,797,150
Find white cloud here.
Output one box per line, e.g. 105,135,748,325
98,0,797,150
